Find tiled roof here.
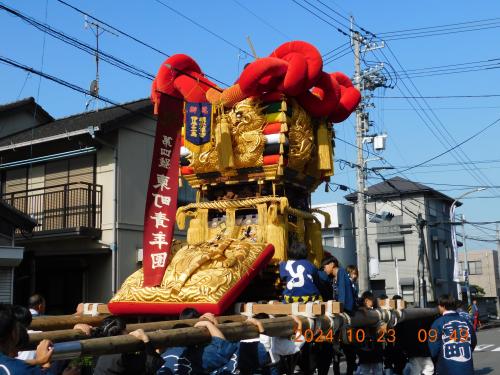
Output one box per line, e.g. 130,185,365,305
344,176,454,202
0,97,54,123
0,98,152,147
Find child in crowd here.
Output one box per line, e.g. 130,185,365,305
355,291,384,375
279,242,321,303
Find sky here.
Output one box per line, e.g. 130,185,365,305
1,0,499,249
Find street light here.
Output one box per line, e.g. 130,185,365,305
450,187,486,308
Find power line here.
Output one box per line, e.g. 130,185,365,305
230,0,292,40
380,20,500,41
372,94,500,99
383,105,500,111
151,0,252,56
393,64,500,80
377,46,500,194
368,177,500,189
322,41,351,58
0,3,155,81
392,57,500,74
384,103,500,174
290,0,352,39
55,0,170,57
0,55,161,121
54,0,229,87
378,16,500,36
311,3,500,204
324,45,353,65
291,0,500,197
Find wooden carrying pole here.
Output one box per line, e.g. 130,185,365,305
30,315,107,331
51,316,332,360
26,315,246,350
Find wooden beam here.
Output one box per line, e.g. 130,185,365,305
30,315,107,331
26,315,247,349
236,301,343,315
51,316,329,360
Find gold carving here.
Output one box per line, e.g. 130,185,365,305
186,98,266,173
111,237,266,304
230,99,265,169
288,99,314,171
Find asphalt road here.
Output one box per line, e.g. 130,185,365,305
325,327,500,374
473,327,500,374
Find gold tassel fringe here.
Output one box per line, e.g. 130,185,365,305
317,122,332,171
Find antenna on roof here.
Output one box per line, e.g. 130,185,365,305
84,15,118,112
246,36,258,60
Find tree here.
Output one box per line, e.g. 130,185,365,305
470,284,485,297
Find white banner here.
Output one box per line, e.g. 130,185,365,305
450,204,463,299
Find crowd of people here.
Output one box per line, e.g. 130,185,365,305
0,244,478,374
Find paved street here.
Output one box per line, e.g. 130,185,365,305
473,327,500,374
326,327,500,374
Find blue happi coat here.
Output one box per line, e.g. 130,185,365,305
0,354,55,375
279,260,321,301
158,337,270,375
428,311,477,375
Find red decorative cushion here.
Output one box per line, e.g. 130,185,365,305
263,122,282,135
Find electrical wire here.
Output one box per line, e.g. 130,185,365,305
54,0,229,87
151,0,252,57
375,46,500,195
0,3,155,81
0,55,160,121
372,94,500,99
231,0,292,40
378,16,500,36
299,2,500,214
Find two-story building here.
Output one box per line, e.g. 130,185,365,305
0,97,195,313
459,249,500,299
312,202,356,267
345,176,456,304
0,198,36,303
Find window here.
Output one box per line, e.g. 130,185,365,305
468,261,482,275
370,280,386,294
322,228,344,248
433,241,440,261
446,246,452,260
378,242,405,262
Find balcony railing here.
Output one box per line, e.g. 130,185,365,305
1,182,102,233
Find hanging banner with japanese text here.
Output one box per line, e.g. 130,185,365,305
142,94,183,287
183,102,213,154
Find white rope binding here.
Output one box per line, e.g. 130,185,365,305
291,302,316,330
83,303,100,317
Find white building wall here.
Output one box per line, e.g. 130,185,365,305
313,203,356,267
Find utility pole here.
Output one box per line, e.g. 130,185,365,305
417,214,428,307
353,30,369,293
461,214,472,309
349,17,387,293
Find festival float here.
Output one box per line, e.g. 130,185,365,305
108,41,361,315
